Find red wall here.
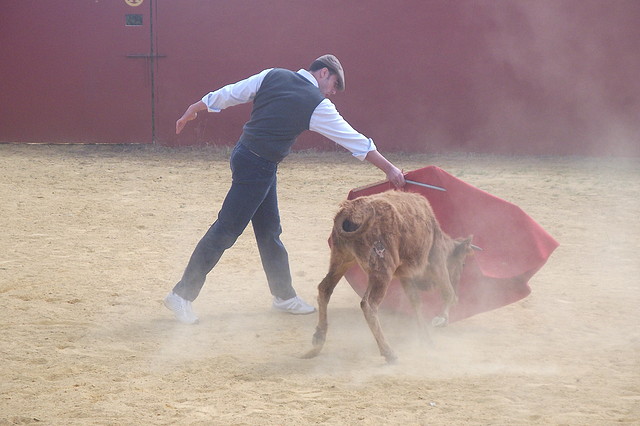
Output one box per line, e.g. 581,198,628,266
0,1,153,143
1,1,639,156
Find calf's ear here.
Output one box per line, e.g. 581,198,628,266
454,235,475,257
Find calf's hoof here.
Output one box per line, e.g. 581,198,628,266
301,346,322,359
382,350,398,364
384,354,398,364
431,316,448,327
311,331,326,347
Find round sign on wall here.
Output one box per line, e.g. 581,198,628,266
125,0,144,6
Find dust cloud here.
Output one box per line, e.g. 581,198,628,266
1,145,638,424
464,1,640,156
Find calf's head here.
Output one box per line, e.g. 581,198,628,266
447,236,474,288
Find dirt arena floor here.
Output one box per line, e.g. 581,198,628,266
1,143,638,425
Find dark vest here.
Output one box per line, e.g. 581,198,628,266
238,69,325,163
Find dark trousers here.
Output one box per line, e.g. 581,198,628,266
172,143,296,302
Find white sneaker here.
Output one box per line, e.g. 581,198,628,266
164,292,199,324
272,296,316,315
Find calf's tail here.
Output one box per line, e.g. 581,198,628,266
333,200,375,239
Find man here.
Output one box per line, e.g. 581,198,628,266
165,54,405,324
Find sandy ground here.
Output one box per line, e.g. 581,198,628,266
0,143,639,425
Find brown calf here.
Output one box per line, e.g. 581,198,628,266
304,191,473,363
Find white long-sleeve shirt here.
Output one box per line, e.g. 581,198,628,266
201,68,376,160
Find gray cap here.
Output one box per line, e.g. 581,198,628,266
314,54,345,91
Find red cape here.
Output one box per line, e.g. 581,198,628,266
342,166,559,322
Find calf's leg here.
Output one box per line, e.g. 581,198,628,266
430,265,458,327
400,278,434,347
302,256,352,359
361,272,397,363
